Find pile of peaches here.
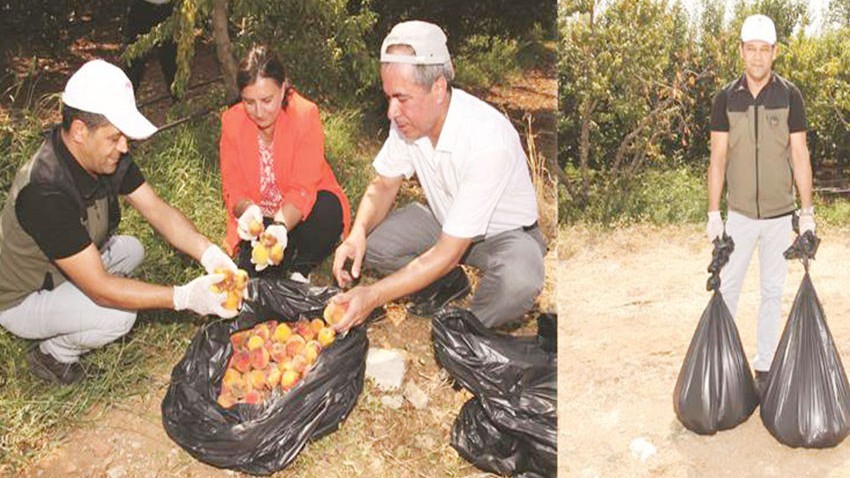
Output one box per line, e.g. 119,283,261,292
216,302,345,408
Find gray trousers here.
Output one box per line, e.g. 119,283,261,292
365,203,546,327
0,235,144,363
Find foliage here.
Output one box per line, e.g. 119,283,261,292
560,0,850,225
123,0,378,105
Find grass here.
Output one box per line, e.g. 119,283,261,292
560,163,850,231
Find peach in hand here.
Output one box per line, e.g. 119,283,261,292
323,301,346,326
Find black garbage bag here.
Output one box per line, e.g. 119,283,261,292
161,279,369,475
433,309,556,477
760,231,850,448
673,234,758,434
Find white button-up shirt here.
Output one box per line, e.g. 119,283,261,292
373,88,538,239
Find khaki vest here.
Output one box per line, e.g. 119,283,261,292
0,129,125,310
725,75,796,219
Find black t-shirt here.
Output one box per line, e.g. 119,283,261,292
15,129,145,260
710,73,807,133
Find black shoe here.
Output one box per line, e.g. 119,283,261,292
409,267,471,316
754,370,769,401
27,346,85,385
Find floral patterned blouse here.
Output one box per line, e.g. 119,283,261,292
258,134,284,216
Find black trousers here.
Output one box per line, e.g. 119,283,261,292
124,0,177,96
236,191,344,278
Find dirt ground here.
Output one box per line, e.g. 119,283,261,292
558,224,850,477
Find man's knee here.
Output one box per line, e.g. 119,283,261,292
100,310,138,341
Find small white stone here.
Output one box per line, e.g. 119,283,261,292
380,395,404,409
403,382,429,409
628,437,657,461
107,465,127,478
366,348,406,391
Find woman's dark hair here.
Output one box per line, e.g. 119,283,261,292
236,45,293,109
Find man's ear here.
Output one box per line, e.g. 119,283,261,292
432,76,448,104
68,118,89,144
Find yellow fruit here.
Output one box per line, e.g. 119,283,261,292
223,290,241,310
323,301,346,325
234,269,249,289
317,327,336,348
269,243,284,265
252,244,269,267
273,323,292,343
246,335,265,351
248,219,264,237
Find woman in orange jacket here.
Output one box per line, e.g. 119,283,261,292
219,46,351,282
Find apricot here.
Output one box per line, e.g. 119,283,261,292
248,219,264,237
229,380,248,399
303,341,321,365
253,323,271,341
280,369,300,390
323,301,346,326
243,389,263,405
270,342,288,363
284,335,306,357
230,331,249,350
309,318,325,334
289,354,308,374
261,233,277,249
251,244,270,269
266,365,282,388
222,368,242,388
294,320,317,341
247,369,266,390
250,347,271,370
217,391,237,409
234,269,249,289
232,350,252,373
246,335,265,351
223,290,241,310
269,243,284,265
317,327,336,348
273,323,292,343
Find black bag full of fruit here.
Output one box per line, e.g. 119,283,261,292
674,234,759,434
161,278,368,475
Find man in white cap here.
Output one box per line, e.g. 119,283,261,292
706,14,814,397
331,20,546,331
0,59,238,385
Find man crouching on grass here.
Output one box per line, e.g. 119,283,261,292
330,21,547,331
0,59,238,385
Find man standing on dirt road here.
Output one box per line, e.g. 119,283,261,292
706,14,814,396
0,59,238,386
330,20,546,331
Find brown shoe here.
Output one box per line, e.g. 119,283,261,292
27,346,84,385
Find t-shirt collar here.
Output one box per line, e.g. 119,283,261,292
52,125,108,202
735,72,776,95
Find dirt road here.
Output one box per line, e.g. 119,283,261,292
558,224,850,477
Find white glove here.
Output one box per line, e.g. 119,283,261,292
200,244,238,274
264,223,288,251
799,207,816,234
237,204,264,241
706,211,724,242
173,274,237,318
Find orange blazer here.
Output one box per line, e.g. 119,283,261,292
219,91,351,254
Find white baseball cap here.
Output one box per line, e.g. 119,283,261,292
380,20,451,65
740,14,776,45
62,59,157,140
